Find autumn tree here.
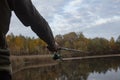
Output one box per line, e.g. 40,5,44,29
76,32,88,51
6,33,47,55
109,37,117,50
63,32,78,48
55,34,64,46
6,32,120,56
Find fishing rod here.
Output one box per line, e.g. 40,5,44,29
60,47,84,52
52,47,87,60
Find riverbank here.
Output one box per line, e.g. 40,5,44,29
11,54,120,67
11,54,120,74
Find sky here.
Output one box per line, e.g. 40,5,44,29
8,0,120,40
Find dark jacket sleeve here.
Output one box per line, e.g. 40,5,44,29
9,0,55,47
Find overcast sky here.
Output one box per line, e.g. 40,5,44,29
8,0,120,40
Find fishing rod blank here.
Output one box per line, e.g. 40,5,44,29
52,47,87,60
60,47,84,52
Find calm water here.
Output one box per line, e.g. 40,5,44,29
12,56,120,80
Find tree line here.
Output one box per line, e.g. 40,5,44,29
6,32,120,56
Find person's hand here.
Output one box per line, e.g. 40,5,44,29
47,42,60,52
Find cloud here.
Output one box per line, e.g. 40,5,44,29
86,16,120,28
50,14,78,35
7,0,120,39
83,20,120,40
95,16,120,25
63,0,83,14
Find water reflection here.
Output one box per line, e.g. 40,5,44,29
12,57,120,80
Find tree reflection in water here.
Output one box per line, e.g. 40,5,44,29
12,57,120,80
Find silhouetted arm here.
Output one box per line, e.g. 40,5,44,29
10,0,56,49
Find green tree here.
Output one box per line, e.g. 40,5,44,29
116,35,120,50
87,38,109,52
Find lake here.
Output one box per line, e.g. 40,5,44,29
12,56,120,80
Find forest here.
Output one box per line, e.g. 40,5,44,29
6,32,120,56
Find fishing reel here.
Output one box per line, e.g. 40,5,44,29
52,51,62,60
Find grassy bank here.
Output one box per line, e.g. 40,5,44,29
11,55,57,72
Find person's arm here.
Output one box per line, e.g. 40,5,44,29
9,0,58,51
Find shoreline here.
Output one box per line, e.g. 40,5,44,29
11,54,120,74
